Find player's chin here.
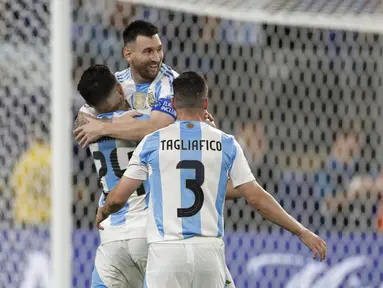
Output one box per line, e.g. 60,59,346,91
146,66,160,77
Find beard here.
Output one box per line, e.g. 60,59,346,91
131,59,161,82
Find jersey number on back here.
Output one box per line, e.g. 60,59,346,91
176,160,205,218
93,150,145,196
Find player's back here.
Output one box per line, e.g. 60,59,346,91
141,120,237,244
89,110,150,244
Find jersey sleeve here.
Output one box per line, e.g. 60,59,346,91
151,97,176,119
229,139,255,188
123,136,150,181
151,68,178,119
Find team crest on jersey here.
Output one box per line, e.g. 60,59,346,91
133,93,146,109
148,89,156,107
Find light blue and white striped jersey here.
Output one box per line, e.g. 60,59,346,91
124,120,255,244
88,110,150,244
80,63,178,119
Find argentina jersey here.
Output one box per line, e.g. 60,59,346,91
79,63,178,119
89,110,151,244
115,63,178,118
124,121,255,244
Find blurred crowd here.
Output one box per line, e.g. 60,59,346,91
1,0,382,233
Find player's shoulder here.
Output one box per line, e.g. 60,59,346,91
79,103,97,117
115,68,132,83
160,64,179,81
202,123,235,140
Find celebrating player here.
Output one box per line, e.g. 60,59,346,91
76,64,151,287
97,71,327,288
74,20,213,147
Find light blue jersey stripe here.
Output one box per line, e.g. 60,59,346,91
180,121,202,238
141,132,164,236
111,201,129,226
216,135,235,236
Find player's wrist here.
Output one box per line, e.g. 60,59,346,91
99,122,111,137
294,226,308,238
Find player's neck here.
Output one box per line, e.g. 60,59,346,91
176,109,205,122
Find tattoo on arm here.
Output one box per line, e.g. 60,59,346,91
74,112,96,130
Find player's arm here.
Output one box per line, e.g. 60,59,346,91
225,179,242,200
96,177,143,230
96,138,149,230
74,96,176,147
102,110,173,142
230,139,327,261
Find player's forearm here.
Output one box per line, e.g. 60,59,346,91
102,201,125,216
102,120,154,142
246,186,305,236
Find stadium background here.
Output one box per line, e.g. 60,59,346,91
1,0,383,287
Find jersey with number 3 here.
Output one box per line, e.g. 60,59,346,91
89,110,150,244
124,120,255,244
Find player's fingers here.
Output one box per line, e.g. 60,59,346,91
321,238,327,246
96,222,104,230
83,136,94,148
312,246,319,260
317,244,325,262
205,112,214,121
75,130,86,143
73,126,84,136
319,242,327,261
79,136,89,148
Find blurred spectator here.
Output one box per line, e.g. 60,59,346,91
314,129,362,202
10,122,51,225
235,122,280,194
236,122,265,164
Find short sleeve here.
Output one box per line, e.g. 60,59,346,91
229,139,255,188
123,137,149,181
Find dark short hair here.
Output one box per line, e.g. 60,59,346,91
123,20,159,46
77,64,116,107
173,71,208,109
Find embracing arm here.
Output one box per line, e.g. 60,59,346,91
103,111,174,142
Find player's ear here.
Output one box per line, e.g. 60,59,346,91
123,46,132,62
203,98,208,110
171,97,176,110
117,83,123,96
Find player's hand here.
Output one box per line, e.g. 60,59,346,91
96,208,108,230
204,110,214,122
204,110,216,127
74,117,105,148
297,228,327,261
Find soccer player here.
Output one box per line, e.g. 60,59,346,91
76,64,150,287
74,20,213,147
97,71,327,288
